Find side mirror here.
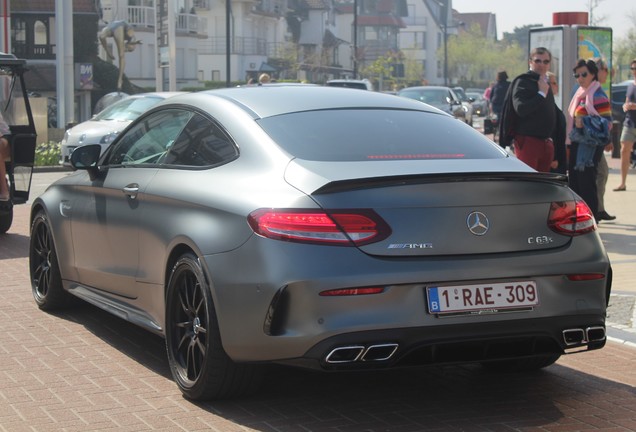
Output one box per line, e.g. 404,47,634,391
468,97,475,103
70,144,102,179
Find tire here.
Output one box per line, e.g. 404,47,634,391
29,211,72,310
165,253,262,400
481,354,561,372
0,206,12,234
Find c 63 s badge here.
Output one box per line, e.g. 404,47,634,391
528,235,553,245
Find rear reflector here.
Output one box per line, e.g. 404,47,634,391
567,274,605,281
248,209,390,245
319,287,385,296
547,200,596,236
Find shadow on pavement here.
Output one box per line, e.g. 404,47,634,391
45,300,636,431
0,232,30,259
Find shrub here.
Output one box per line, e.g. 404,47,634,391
35,141,61,167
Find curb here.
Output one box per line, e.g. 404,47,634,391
33,165,73,173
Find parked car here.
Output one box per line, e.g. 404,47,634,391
31,86,611,401
466,91,490,117
397,86,466,122
453,86,475,126
466,87,486,95
326,79,373,90
611,80,631,124
59,92,185,166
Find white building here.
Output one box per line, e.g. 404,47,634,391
100,0,206,89
98,0,450,88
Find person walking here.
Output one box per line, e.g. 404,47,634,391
547,72,567,174
490,71,509,119
566,58,612,220
592,58,616,220
614,58,636,192
499,47,556,172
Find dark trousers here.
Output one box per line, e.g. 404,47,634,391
568,142,604,218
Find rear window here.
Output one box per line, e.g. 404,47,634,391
257,109,505,161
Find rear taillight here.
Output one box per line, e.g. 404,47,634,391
247,209,391,246
547,200,596,236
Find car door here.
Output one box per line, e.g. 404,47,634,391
71,109,192,297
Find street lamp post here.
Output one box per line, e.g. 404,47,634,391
443,21,448,86
226,0,231,87
439,0,448,87
353,0,358,79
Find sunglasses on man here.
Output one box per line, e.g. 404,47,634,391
532,58,550,64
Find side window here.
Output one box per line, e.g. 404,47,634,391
106,109,193,166
162,112,238,167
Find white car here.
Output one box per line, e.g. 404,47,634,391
326,79,374,91
59,92,185,166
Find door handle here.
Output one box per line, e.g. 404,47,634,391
123,184,139,199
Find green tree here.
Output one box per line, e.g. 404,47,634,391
613,11,636,82
442,24,525,89
361,51,405,91
501,24,542,53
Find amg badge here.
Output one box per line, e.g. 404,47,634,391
388,243,433,249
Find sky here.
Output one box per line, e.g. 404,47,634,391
451,0,635,40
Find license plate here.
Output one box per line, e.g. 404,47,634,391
427,281,539,314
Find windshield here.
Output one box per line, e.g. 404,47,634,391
94,96,163,121
257,109,505,162
398,89,449,107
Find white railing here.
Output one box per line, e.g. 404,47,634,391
176,13,207,35
124,6,207,36
127,6,154,27
193,0,211,9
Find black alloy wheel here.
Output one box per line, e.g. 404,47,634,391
165,253,261,400
29,211,70,309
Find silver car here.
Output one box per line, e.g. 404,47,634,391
58,92,185,166
397,86,467,123
30,86,611,400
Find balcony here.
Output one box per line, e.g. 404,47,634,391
251,0,286,17
12,42,54,60
126,6,207,36
193,0,211,9
198,37,268,56
358,40,399,60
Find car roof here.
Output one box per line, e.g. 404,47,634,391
398,86,455,92
158,86,437,119
126,91,187,100
612,81,632,88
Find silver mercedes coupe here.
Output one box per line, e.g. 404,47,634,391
29,86,612,400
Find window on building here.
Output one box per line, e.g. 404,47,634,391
399,31,425,50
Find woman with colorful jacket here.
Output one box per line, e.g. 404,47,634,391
566,58,612,220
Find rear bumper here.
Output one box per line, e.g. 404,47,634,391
280,314,606,371
203,235,611,365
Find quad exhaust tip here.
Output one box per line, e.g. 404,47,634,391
325,343,399,364
563,326,606,346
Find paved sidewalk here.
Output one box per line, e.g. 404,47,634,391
0,164,634,431
598,155,636,343
21,161,636,341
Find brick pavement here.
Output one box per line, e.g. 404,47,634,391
0,166,635,431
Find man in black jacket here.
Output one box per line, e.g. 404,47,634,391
499,47,556,172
